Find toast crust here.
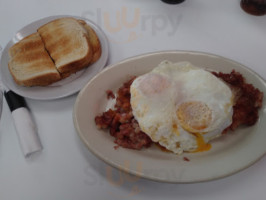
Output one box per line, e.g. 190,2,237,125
78,20,102,64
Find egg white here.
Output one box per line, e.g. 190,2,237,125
130,61,233,154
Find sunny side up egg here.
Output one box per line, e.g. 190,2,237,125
130,61,234,154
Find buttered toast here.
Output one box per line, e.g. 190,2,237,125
38,17,93,74
8,33,61,86
8,17,102,87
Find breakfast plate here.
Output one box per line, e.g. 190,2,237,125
0,15,108,100
73,51,266,183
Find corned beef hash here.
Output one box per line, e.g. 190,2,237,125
95,61,263,154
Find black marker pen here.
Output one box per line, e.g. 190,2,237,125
4,90,42,157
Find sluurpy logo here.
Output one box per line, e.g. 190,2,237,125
83,158,186,198
84,160,144,199
81,7,182,43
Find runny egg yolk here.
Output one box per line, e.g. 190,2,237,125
177,101,212,152
172,123,179,136
192,133,212,152
177,101,212,133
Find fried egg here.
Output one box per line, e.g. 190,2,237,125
130,61,234,154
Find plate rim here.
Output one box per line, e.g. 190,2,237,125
0,15,109,100
73,51,266,183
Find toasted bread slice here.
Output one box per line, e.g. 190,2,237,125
9,33,43,58
78,20,102,64
8,33,61,86
37,17,93,74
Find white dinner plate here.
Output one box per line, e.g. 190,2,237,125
73,51,266,183
0,15,108,100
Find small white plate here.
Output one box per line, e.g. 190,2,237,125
73,51,266,183
0,15,108,100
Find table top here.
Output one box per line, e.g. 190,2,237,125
0,0,266,199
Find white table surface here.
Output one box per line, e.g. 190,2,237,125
0,0,266,199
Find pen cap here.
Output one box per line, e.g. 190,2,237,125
4,90,27,112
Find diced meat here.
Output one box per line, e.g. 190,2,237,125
213,70,263,131
95,77,152,150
